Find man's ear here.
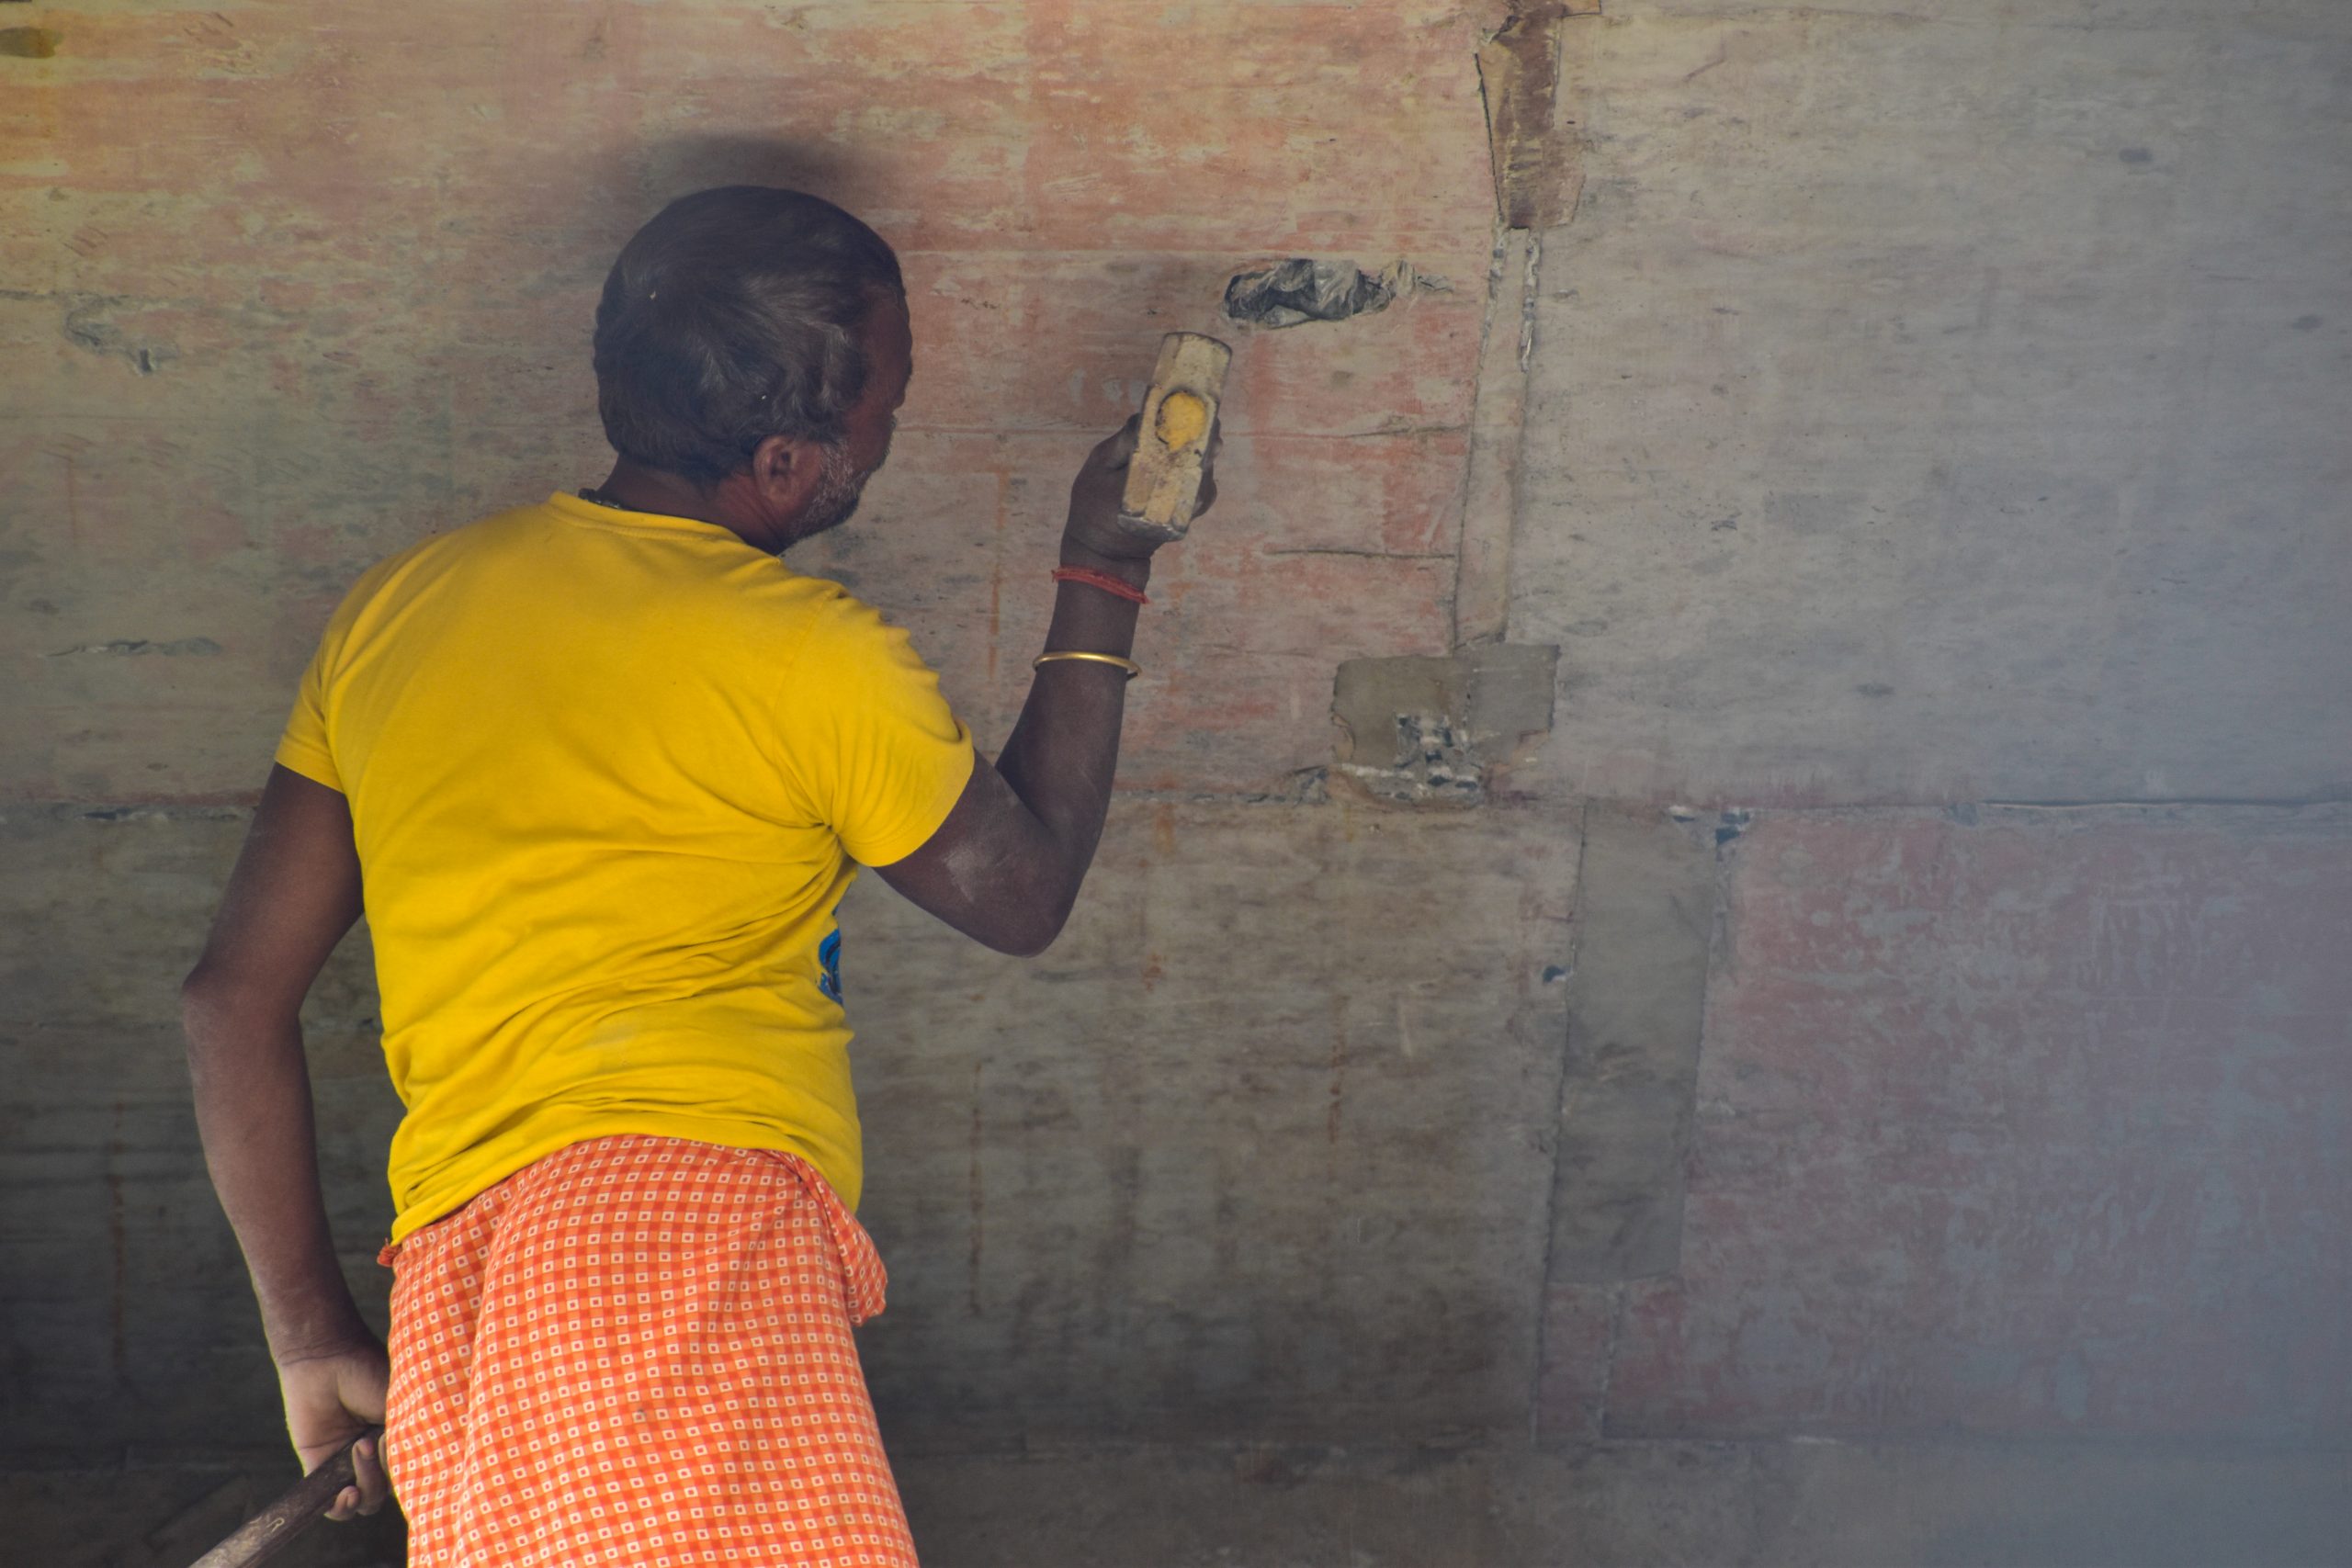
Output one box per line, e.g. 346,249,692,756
748,432,827,514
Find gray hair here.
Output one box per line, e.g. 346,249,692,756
592,186,904,486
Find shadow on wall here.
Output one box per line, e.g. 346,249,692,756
617,136,875,223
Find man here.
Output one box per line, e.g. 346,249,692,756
182,186,1211,1565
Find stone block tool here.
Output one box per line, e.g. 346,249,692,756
1120,331,1231,539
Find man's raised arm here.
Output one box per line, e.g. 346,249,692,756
875,415,1214,954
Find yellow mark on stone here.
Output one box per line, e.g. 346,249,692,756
1156,389,1209,450
0,27,61,58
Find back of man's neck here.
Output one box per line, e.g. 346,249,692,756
590,461,777,551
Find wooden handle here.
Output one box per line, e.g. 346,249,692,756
188,1429,379,1568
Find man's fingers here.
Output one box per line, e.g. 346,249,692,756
320,1440,389,1521
351,1433,391,1516
1192,416,1223,518
1091,413,1142,469
305,1429,390,1523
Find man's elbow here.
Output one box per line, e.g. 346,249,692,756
179,964,284,1055
180,966,233,1053
981,908,1066,960
180,963,218,1016
976,880,1083,959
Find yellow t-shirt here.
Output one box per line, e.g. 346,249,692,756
276,491,974,1241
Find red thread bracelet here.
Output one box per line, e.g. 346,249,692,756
1051,566,1149,605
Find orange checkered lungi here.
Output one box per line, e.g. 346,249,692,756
379,1135,918,1566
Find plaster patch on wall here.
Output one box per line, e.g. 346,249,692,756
1331,644,1558,806
1477,2,1592,231
0,26,61,58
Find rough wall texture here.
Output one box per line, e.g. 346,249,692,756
845,803,1577,1451
1554,806,2352,1447
1515,0,2352,807
6,1,2351,1565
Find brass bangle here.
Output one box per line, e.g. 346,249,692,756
1033,650,1142,680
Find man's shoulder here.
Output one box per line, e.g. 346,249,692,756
770,580,953,705
354,500,548,580
313,502,587,656
779,578,922,653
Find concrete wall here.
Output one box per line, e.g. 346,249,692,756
1519,0,2352,807
6,2,2349,1565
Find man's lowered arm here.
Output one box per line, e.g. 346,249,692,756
182,765,390,1518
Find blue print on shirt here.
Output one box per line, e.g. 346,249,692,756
818,928,842,1003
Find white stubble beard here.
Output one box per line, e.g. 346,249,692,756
791,441,873,547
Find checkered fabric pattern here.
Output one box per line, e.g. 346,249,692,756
379,1135,917,1565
